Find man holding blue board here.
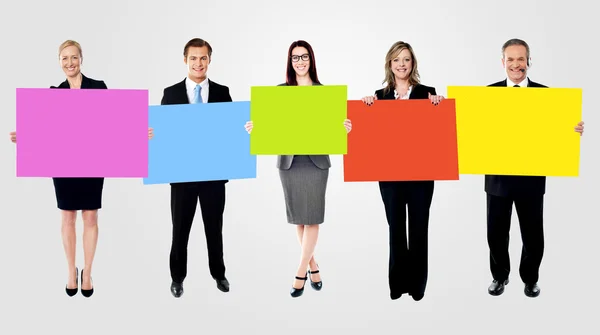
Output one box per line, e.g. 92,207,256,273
160,38,233,298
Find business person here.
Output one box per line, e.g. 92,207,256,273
361,41,445,301
245,40,352,298
8,40,153,298
159,38,232,298
485,38,585,298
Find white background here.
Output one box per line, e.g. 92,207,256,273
0,0,597,334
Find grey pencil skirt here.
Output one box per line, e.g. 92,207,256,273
279,155,329,225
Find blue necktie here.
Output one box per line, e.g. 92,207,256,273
193,84,202,103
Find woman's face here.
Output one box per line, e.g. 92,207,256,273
60,45,81,78
390,48,412,81
291,46,310,77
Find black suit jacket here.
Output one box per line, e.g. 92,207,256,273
485,78,547,197
160,78,233,185
374,83,436,101
52,73,107,90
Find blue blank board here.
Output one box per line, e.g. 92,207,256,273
143,101,256,184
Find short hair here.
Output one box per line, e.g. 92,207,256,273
183,38,212,58
59,40,82,58
285,40,320,86
502,38,530,60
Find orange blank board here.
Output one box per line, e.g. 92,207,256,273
343,99,459,182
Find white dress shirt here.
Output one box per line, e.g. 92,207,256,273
185,77,209,103
507,77,529,87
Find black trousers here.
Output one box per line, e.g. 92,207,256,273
379,180,434,299
170,181,226,283
486,193,544,284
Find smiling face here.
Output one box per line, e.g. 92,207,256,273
291,46,310,77
60,45,81,78
390,48,413,81
502,44,528,83
184,46,210,83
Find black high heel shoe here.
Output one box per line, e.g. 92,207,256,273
80,268,94,298
65,267,79,297
290,273,307,298
308,268,322,291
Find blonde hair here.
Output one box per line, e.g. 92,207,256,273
59,40,82,59
382,41,420,96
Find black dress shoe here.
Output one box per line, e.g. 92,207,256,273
524,283,540,297
390,290,404,300
80,269,94,298
216,278,230,292
290,273,307,298
411,292,424,301
171,281,184,298
488,279,509,296
390,286,409,300
308,269,322,291
66,267,79,297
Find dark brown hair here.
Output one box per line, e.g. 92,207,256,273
285,40,320,86
183,38,213,58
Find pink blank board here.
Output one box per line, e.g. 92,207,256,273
16,88,149,177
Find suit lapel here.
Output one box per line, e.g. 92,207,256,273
207,79,215,103
81,74,91,89
176,79,189,104
408,84,420,99
382,88,395,100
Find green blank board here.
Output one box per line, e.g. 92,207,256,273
250,85,348,155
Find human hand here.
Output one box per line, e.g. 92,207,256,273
574,121,584,136
244,121,253,134
362,95,376,106
9,131,16,143
428,93,444,105
148,127,154,139
344,119,352,133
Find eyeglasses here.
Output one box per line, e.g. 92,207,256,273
291,54,309,62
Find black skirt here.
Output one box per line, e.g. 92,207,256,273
52,177,104,210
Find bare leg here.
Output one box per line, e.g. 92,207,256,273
81,210,99,289
61,210,78,288
293,224,320,289
295,225,321,282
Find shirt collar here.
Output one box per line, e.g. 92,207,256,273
507,77,528,87
186,77,209,91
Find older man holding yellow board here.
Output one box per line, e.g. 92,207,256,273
448,38,585,299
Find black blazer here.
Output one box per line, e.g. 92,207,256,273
52,73,107,90
375,83,436,101
485,78,547,197
160,78,233,185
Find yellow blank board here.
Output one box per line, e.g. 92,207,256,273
447,86,582,176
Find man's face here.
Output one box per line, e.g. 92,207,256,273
184,46,210,83
502,45,528,83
